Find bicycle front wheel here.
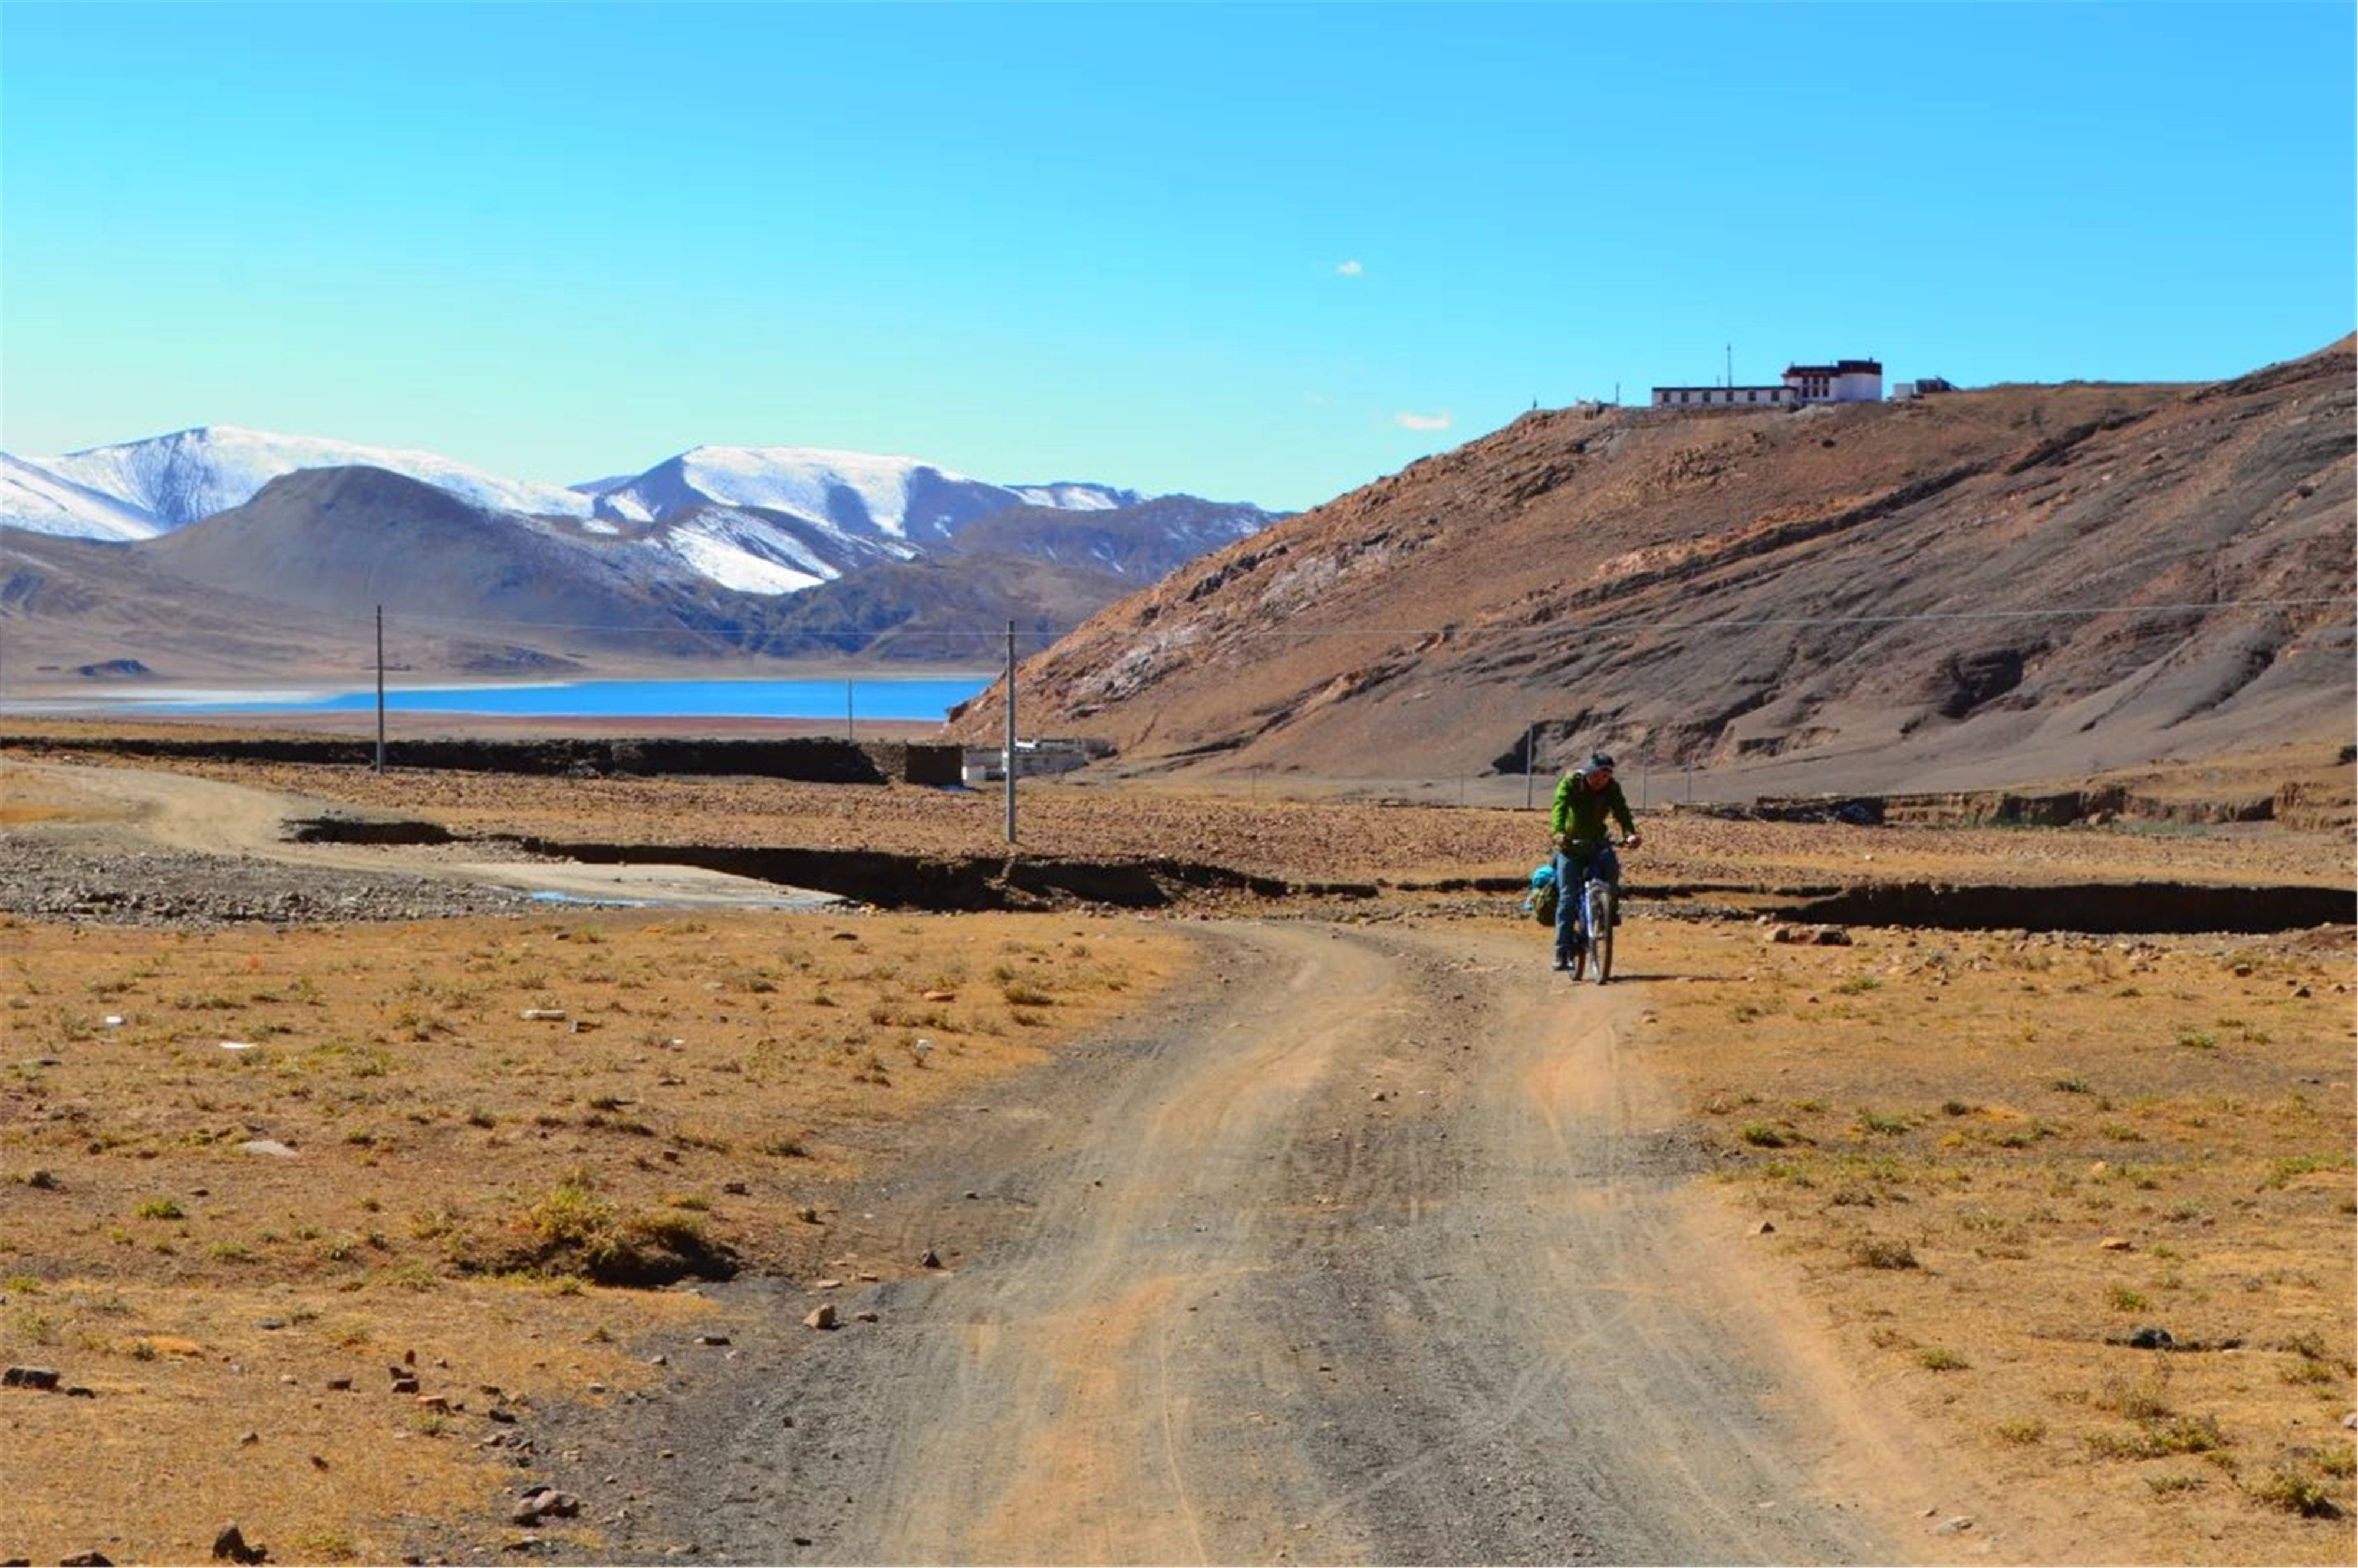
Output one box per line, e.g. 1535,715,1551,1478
1585,882,1615,984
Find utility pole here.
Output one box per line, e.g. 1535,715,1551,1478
373,605,386,775
1726,342,1733,388
1003,621,1017,845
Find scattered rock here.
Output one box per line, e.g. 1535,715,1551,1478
2,1365,61,1391
1750,1220,1776,1236
813,1279,842,1290
694,1333,731,1347
512,1487,581,1525
2099,1236,2133,1251
918,1248,943,1269
60,1553,114,1566
2342,1412,2356,1431
64,1385,95,1399
391,1376,421,1395
488,1406,519,1425
1930,1517,1974,1537
258,1319,289,1332
1770,924,1854,946
648,1354,668,1367
803,1304,839,1331
722,1182,748,1195
327,1377,353,1391
240,1139,298,1158
519,1008,567,1022
23,1170,59,1190
798,1206,822,1224
212,1523,267,1564
238,1431,261,1447
417,1394,452,1412
2127,1326,2176,1350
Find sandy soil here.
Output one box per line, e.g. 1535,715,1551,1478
577,922,1954,1566
2,753,2350,1566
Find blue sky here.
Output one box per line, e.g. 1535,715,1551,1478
3,2,2352,512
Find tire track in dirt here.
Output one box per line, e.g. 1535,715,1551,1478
650,921,1929,1566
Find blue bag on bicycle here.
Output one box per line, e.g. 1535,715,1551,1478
1526,862,1557,925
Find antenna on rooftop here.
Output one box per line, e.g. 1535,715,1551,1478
1726,342,1733,388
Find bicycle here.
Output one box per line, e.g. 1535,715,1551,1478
1555,837,1631,985
1577,866,1616,984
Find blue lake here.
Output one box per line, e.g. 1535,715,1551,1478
120,677,996,722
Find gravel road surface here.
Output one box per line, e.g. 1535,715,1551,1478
558,922,1929,1566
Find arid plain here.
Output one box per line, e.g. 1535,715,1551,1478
1,728,2352,1566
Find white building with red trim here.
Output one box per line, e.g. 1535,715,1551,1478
1652,357,1884,409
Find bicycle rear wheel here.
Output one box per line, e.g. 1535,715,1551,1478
1585,882,1615,984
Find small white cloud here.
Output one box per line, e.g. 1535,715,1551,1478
1336,259,1364,276
1395,410,1452,431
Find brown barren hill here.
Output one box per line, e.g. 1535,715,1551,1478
952,338,2355,796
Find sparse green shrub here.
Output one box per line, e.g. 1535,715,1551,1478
2248,1466,2339,1517
1849,1237,1919,1270
2086,1414,2227,1460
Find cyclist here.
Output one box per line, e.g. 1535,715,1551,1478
1550,752,1641,973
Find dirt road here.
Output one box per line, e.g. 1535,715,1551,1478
585,922,1962,1566
6,758,840,911
10,757,1974,1562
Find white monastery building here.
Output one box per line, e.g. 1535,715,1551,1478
1652,357,1885,409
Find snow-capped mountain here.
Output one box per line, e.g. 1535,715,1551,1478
586,444,1140,544
1,424,1273,604
16,425,596,532
1,453,163,541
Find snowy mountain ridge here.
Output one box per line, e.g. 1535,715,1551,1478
19,425,597,534
2,424,1270,601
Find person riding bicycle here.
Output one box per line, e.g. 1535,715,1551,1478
1550,752,1641,972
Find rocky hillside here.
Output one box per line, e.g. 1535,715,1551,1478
951,340,2355,796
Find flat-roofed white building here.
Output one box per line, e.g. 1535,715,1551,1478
1652,355,1884,408
1650,382,1797,408
1782,358,1883,402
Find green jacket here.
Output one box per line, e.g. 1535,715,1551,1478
1550,773,1635,847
